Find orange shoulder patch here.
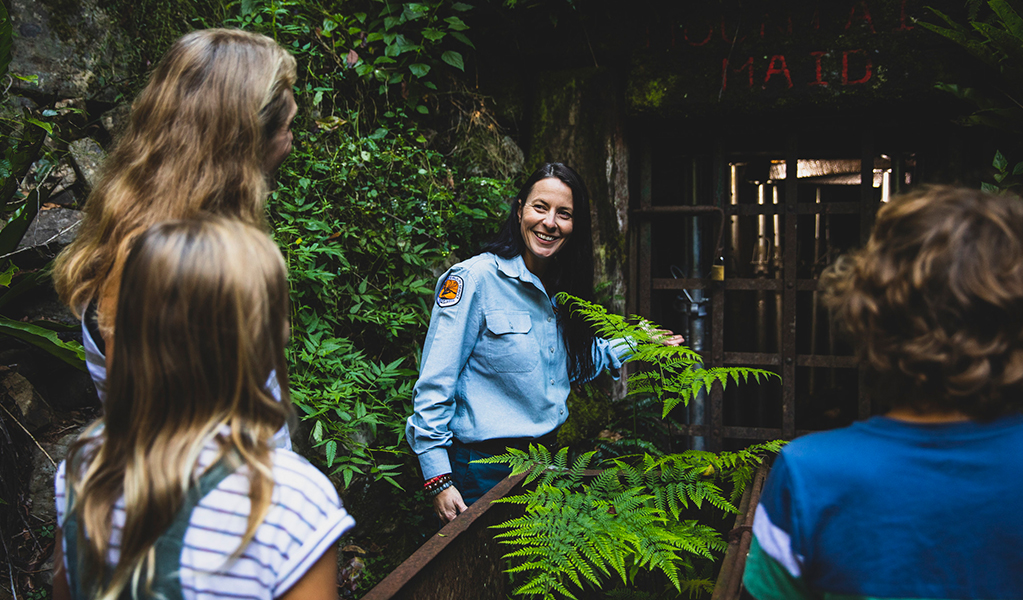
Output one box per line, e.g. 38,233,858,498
437,275,464,307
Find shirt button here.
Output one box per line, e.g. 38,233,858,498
549,346,555,353
550,378,555,385
547,316,552,322
560,410,564,415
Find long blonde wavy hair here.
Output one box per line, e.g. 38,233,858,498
53,28,297,331
65,218,292,600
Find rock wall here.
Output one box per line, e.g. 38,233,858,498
527,67,629,317
525,67,630,402
10,0,128,102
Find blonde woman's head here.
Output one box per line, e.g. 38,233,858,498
54,28,298,322
68,218,291,600
106,217,291,444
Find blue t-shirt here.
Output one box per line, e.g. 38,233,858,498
745,414,1023,600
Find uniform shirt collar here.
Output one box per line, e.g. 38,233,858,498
494,253,548,296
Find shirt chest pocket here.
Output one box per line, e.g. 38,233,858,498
483,311,539,373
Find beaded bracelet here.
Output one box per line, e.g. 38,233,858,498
424,474,452,494
426,480,452,497
424,473,449,489
425,478,454,492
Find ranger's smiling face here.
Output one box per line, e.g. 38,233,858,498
518,177,574,276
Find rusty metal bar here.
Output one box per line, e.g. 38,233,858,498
722,352,857,368
858,132,879,422
782,135,798,440
715,461,770,600
710,460,758,600
727,202,861,216
653,278,778,291
653,278,824,292
671,424,819,439
362,473,527,600
724,351,781,366
710,139,726,452
797,355,858,368
631,205,726,272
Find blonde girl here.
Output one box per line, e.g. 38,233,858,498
52,219,353,600
53,28,298,415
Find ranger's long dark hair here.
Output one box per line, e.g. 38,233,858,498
482,162,597,381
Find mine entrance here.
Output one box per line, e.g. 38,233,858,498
630,118,966,451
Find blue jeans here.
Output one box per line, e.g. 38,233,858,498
448,440,513,505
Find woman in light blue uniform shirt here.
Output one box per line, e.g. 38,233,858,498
406,163,683,523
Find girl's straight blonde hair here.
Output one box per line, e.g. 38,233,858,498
53,28,297,331
65,219,293,600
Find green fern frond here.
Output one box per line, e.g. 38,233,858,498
486,293,787,599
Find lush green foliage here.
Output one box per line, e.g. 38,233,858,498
484,442,783,600
0,2,86,370
922,0,1023,191
559,294,778,418
231,1,515,494
485,296,782,599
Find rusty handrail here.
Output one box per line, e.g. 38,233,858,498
361,472,527,600
710,461,770,600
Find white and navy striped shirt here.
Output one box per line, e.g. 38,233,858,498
56,439,355,599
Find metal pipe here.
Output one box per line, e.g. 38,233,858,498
809,187,822,395
690,160,707,451
730,164,741,277
825,204,836,388
753,183,769,427
772,186,783,354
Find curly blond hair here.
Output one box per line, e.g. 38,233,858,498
821,185,1023,419
54,28,297,332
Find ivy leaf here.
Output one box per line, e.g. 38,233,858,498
994,149,1008,172
409,63,430,78
1012,162,1023,175
354,12,367,23
442,50,465,71
422,27,446,41
403,3,428,20
416,105,429,114
444,16,469,31
451,2,473,11
982,181,1000,192
450,31,475,48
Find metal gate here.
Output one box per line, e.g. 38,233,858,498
630,128,920,451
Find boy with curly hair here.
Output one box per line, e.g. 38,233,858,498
744,186,1023,600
